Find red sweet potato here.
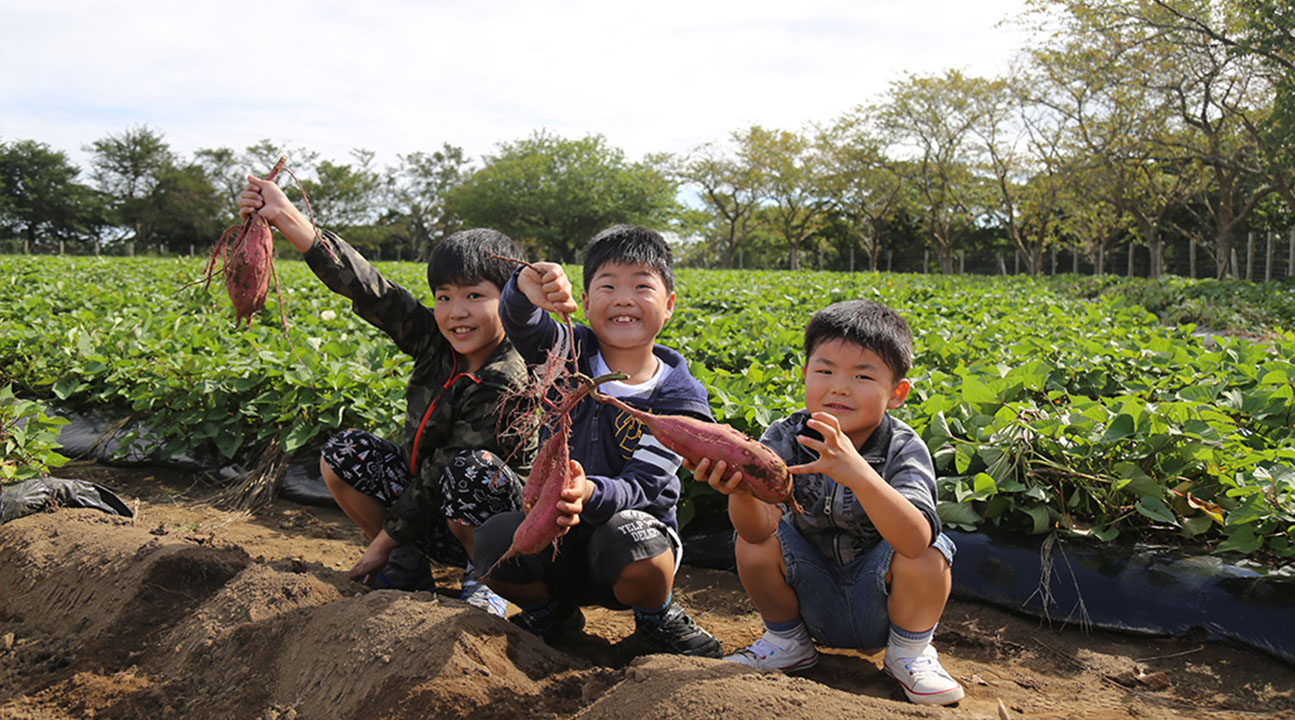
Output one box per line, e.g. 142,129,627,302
222,214,274,328
492,415,575,572
594,392,803,513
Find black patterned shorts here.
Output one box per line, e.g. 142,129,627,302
321,429,524,565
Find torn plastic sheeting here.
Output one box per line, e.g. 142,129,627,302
947,528,1295,665
1,476,133,524
278,462,338,508
54,406,215,470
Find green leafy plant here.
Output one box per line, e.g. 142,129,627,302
1,384,69,483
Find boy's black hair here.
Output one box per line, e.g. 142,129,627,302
427,228,522,291
581,224,674,293
803,300,913,382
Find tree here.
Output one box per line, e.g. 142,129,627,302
148,162,228,252
1025,0,1277,277
876,71,986,273
450,131,677,263
818,115,907,271
288,149,388,254
674,141,760,268
735,126,835,271
0,140,107,251
85,125,174,247
389,144,469,260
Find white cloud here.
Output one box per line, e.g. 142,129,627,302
0,0,1033,173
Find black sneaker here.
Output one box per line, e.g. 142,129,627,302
633,602,722,658
510,606,586,644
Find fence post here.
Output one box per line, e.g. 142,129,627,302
59,240,64,255
887,249,894,273
1290,227,1294,278
1231,248,1240,280
1072,248,1079,274
1189,237,1196,279
1013,249,1020,275
1246,231,1255,281
849,246,855,272
738,249,744,270
128,241,135,257
923,250,929,274
1127,242,1135,277
959,249,965,274
1050,247,1057,275
1267,231,1274,282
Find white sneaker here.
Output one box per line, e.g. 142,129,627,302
883,645,965,705
724,630,819,673
460,578,508,619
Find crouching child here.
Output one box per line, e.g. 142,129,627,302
691,299,963,705
472,224,722,658
238,177,536,617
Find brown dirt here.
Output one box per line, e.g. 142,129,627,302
1,464,1291,720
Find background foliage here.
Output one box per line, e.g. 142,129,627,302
2,255,1291,560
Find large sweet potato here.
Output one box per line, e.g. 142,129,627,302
593,392,803,513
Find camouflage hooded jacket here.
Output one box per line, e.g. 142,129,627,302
304,230,537,545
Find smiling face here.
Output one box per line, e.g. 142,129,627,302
802,338,910,448
433,280,505,371
580,261,675,353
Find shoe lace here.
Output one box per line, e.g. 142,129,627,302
744,637,780,659
902,654,945,678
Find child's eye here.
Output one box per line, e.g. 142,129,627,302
435,295,449,303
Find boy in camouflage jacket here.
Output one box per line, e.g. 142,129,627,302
239,177,536,615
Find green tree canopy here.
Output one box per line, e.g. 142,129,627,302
0,139,106,250
450,131,678,263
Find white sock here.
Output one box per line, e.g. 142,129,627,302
765,618,811,645
888,623,933,657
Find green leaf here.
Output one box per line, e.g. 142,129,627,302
1103,414,1136,442
1135,495,1178,525
1021,505,1052,534
937,500,982,529
962,376,998,405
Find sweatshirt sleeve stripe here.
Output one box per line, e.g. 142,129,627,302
634,432,682,474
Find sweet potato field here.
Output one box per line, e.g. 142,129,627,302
2,255,1292,559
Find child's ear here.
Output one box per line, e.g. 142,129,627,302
887,378,911,409
663,291,675,322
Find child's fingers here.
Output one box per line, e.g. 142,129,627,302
718,470,745,494
786,461,820,475
795,433,826,453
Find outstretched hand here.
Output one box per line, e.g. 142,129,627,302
516,262,579,316
787,412,869,480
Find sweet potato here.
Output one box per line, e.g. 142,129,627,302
593,392,803,513
222,214,275,328
491,415,574,572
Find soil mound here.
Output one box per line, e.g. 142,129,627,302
3,469,1293,720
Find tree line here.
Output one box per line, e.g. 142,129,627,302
2,0,1291,279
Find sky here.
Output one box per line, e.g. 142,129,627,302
1,0,1035,174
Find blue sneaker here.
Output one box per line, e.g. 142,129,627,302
461,577,508,618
